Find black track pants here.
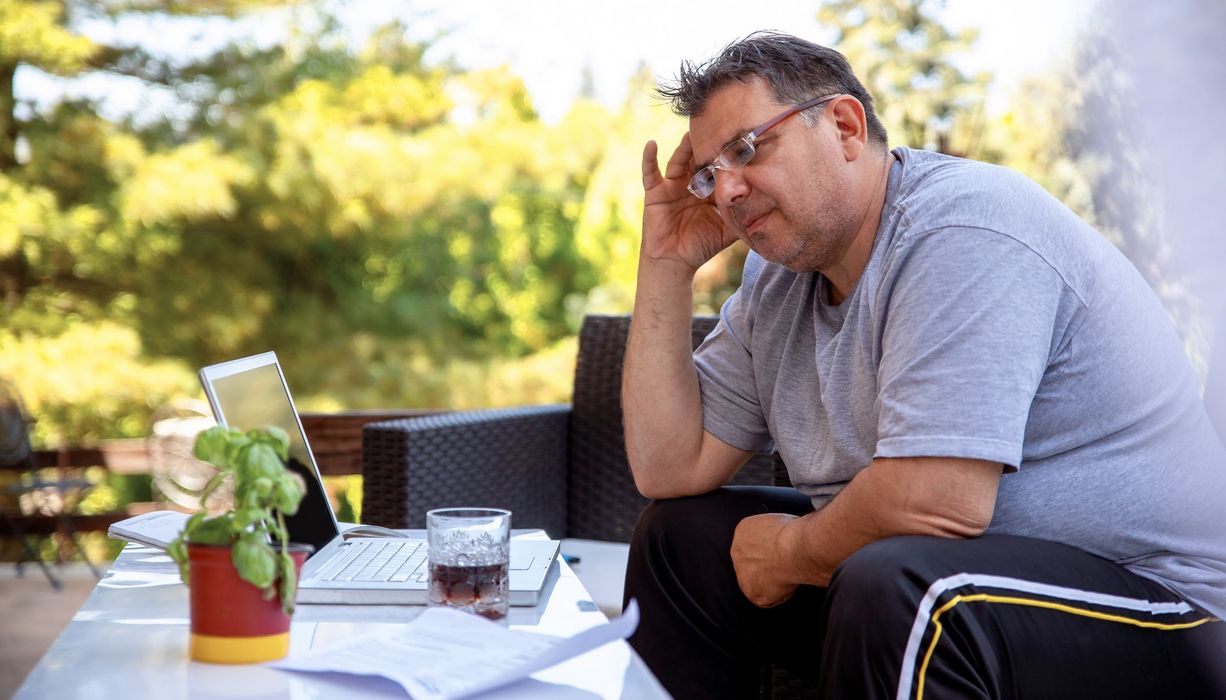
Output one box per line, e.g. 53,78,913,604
623,486,1226,699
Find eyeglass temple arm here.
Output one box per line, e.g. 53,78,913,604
749,93,842,139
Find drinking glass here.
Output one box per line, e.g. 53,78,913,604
426,507,511,620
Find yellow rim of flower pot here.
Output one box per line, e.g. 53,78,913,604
190,632,290,664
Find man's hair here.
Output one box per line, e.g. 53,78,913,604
659,31,888,146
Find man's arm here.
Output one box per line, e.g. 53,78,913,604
623,257,753,499
731,456,1002,606
623,136,750,499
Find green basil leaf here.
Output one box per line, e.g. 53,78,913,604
223,435,252,473
233,505,265,529
252,477,273,498
233,533,276,590
241,443,284,484
256,426,290,461
273,474,303,515
192,426,235,468
187,514,235,546
242,487,262,510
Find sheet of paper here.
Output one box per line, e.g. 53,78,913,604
271,600,640,700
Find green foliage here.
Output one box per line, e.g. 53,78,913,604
0,1,96,73
167,425,304,615
0,1,622,447
0,322,199,446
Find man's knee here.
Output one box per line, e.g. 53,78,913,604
630,496,694,545
628,487,804,591
629,490,748,558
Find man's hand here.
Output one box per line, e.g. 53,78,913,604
731,512,801,608
641,134,740,271
729,458,1003,608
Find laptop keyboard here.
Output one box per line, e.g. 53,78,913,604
324,540,427,583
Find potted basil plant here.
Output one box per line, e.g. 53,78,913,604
167,425,310,664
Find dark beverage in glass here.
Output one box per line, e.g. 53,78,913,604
428,561,509,620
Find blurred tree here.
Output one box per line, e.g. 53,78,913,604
2,0,298,446
3,0,625,447
0,1,95,171
980,73,1094,217
818,0,989,156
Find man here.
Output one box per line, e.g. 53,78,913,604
621,31,1226,699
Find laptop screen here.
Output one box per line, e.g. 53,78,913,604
201,354,340,556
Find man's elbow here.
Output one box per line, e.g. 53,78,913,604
634,478,678,501
629,457,713,500
917,502,994,539
630,464,689,500
887,489,995,539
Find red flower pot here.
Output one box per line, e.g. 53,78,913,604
187,542,310,664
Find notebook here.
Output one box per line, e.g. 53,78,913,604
198,351,560,606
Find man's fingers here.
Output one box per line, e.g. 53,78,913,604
642,140,662,190
663,132,695,181
644,133,697,195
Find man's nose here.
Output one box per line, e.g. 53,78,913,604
713,167,749,207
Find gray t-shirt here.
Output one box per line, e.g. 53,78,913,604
695,147,1226,617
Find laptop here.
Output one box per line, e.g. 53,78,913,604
198,351,560,606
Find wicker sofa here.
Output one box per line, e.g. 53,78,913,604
360,313,811,698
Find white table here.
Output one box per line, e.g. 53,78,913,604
14,544,669,699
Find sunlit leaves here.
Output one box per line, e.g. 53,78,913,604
0,1,96,73
573,70,687,310
0,175,99,257
0,322,198,445
120,139,254,225
342,65,452,129
95,0,297,16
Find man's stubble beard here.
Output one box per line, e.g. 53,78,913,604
765,193,859,273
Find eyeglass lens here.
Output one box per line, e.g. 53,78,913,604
689,137,756,198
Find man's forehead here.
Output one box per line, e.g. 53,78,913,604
689,79,784,162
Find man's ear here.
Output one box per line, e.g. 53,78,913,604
829,96,869,161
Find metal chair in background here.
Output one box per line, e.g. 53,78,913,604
0,378,100,587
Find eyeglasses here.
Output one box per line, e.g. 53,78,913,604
687,93,842,200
